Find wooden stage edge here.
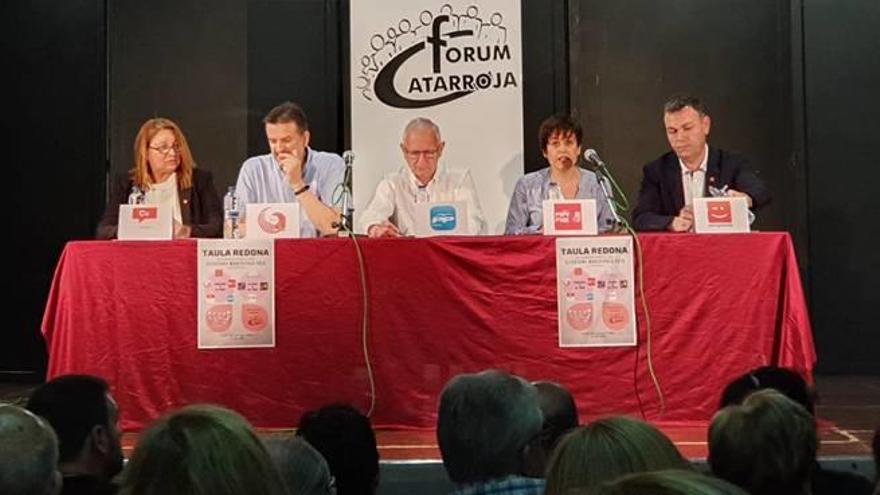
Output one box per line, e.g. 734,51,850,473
120,422,876,462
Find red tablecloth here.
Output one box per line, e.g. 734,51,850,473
42,233,815,431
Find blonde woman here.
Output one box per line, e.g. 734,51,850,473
97,118,222,239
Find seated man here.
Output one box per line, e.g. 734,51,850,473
633,95,770,232
359,117,486,236
438,369,545,495
0,404,62,495
27,375,124,495
235,101,344,237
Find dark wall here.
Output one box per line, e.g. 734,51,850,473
569,0,799,233
803,0,880,374
8,0,106,378
246,0,344,160
109,0,567,189
569,0,879,374
108,0,248,193
522,0,570,170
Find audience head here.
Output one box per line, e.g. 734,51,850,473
132,117,195,189
437,369,543,484
719,366,815,415
297,404,379,495
26,374,124,480
400,117,444,185
119,404,286,495
522,380,579,477
709,388,817,495
264,436,335,495
0,404,62,495
544,416,689,495
594,469,748,495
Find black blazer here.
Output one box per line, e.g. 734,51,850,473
96,168,223,239
632,147,771,231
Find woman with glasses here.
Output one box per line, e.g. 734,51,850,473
96,117,222,239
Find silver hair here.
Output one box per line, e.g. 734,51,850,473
402,117,442,143
437,369,544,484
264,436,335,495
0,405,59,495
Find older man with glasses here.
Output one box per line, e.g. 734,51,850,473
359,117,486,237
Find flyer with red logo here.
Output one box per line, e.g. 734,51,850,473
197,239,275,349
556,236,636,347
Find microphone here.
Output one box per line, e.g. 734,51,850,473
583,149,606,168
582,148,625,229
337,150,355,234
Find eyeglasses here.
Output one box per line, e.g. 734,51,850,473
404,149,439,160
149,144,182,155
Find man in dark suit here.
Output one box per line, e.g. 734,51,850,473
633,95,771,231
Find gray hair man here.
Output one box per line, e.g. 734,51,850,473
359,117,486,237
0,404,62,495
437,369,545,495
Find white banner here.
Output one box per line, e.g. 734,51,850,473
197,239,275,349
556,236,637,347
351,0,524,234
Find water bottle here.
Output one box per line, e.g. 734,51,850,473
223,186,241,239
547,182,562,200
128,185,144,205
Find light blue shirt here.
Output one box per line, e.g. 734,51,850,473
504,167,614,234
235,148,344,237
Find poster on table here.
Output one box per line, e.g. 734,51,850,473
197,239,275,349
556,236,637,347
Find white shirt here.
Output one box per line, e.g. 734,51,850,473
359,166,486,235
144,173,182,224
679,144,709,206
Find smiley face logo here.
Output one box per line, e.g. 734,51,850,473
706,200,732,224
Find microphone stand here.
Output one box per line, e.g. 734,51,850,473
338,151,355,234
592,162,626,232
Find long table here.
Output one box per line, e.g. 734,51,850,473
42,233,815,431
